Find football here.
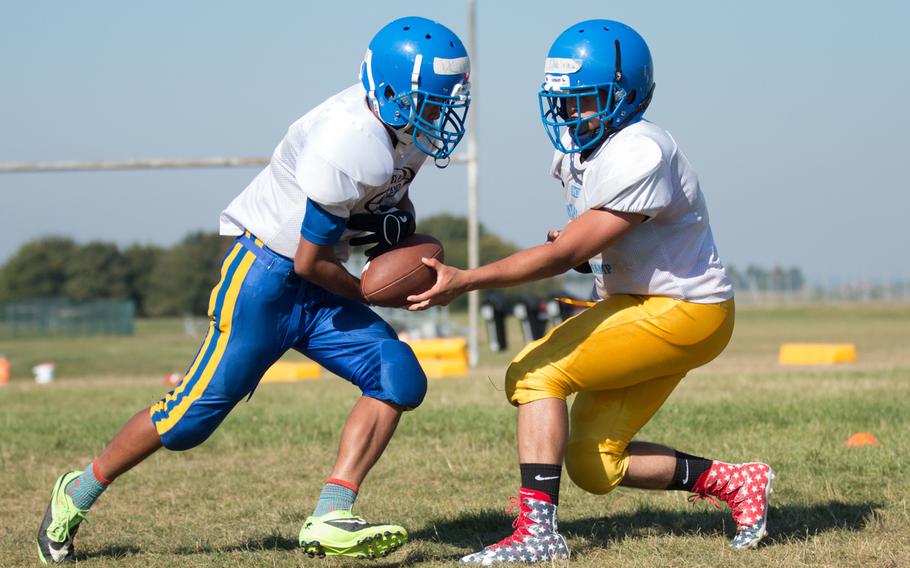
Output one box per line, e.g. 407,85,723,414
360,234,444,307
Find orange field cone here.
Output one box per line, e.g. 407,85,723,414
845,432,880,447
0,355,10,385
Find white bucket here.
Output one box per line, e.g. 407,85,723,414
33,363,56,385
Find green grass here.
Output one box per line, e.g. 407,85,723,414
1,304,909,566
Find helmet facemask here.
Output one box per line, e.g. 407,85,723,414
538,25,655,155
363,45,471,166
539,81,628,154
393,81,470,164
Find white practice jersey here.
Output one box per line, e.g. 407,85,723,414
220,84,427,260
552,120,733,303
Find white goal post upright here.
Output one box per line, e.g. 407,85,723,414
466,0,480,367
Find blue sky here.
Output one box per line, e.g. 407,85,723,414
1,1,908,283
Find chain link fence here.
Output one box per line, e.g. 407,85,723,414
0,299,134,338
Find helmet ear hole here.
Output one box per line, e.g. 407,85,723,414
626,89,636,105
384,85,395,101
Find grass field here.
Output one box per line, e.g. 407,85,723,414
1,304,909,567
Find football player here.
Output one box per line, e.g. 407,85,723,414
36,16,470,564
408,19,774,564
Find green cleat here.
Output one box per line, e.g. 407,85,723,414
36,471,87,564
299,510,408,559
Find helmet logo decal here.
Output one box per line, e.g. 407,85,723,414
544,57,583,74
433,56,470,75
543,74,571,92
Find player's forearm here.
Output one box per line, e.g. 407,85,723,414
300,259,366,303
464,243,577,291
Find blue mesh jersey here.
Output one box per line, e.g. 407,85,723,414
219,85,427,260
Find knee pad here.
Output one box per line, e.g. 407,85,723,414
158,417,221,451
504,361,524,404
378,340,427,409
505,360,572,406
153,397,236,452
565,439,629,495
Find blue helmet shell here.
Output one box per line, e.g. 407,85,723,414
360,17,471,162
539,20,655,153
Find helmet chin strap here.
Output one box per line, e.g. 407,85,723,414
366,95,415,146
392,124,416,145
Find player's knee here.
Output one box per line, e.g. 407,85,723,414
565,439,628,495
505,361,571,406
158,419,220,451
504,361,524,403
378,340,427,409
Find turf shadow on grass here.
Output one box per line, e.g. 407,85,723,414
74,502,881,561
412,501,881,551
76,544,142,561
143,534,438,565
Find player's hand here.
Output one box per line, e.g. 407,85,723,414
406,258,469,311
347,209,416,258
546,228,591,273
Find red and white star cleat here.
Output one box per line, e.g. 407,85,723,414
690,461,775,549
459,489,569,565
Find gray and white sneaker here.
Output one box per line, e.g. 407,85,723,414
460,489,569,565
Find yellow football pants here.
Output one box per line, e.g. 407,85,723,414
505,295,734,495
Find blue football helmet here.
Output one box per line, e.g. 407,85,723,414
539,20,655,153
360,17,471,164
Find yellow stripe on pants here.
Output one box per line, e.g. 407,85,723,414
150,243,243,414
153,249,256,434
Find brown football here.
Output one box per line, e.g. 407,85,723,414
360,234,444,308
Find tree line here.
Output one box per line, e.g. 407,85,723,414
0,233,231,316
0,215,805,316
0,214,548,315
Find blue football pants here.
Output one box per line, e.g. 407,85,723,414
149,233,427,450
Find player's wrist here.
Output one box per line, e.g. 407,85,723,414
461,269,481,293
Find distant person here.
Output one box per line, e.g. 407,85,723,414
36,16,471,564
407,20,773,564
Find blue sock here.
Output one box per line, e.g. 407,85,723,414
312,479,358,516
65,462,110,511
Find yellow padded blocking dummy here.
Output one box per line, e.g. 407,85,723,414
417,357,469,378
778,343,857,365
406,337,468,360
261,361,322,383
405,337,468,378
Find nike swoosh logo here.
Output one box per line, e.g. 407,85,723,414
681,461,689,485
534,475,560,481
49,543,70,562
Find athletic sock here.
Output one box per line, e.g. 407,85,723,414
312,478,359,517
520,463,562,505
64,461,110,511
667,451,713,492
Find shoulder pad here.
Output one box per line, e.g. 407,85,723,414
308,111,395,188
591,131,662,191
